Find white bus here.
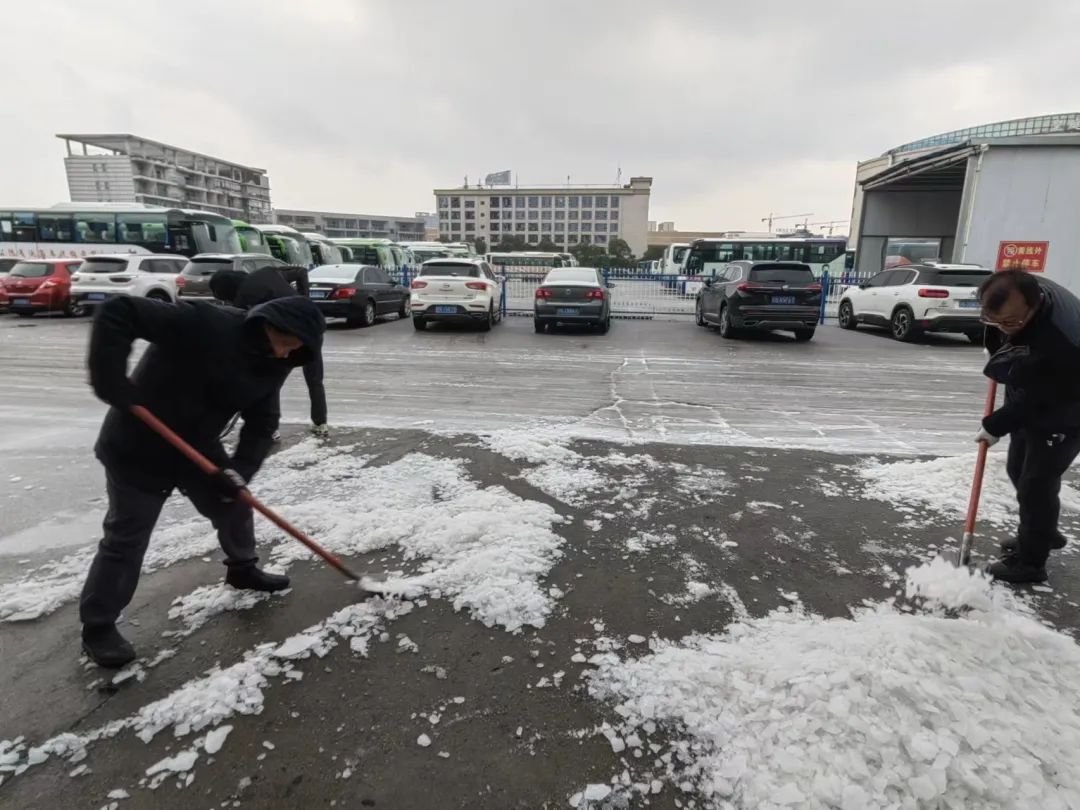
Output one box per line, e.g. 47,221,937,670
253,224,315,268
658,243,690,276
487,251,569,275
682,237,847,292
301,232,344,266
0,204,240,260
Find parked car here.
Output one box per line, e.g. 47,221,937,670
70,254,188,309
410,258,503,332
695,260,821,341
177,254,286,299
308,264,409,327
0,258,83,317
534,267,612,334
0,258,17,311
837,263,990,343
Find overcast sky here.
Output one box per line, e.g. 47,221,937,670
3,0,1078,231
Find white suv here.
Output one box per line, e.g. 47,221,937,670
837,263,990,342
410,258,504,332
70,254,188,308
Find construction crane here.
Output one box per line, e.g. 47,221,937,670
761,212,813,233
808,220,849,236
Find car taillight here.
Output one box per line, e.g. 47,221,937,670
175,276,186,287
806,283,822,292
918,288,950,298
737,283,766,292
535,288,552,299
411,280,428,289
587,289,605,300
331,287,357,300
465,281,487,291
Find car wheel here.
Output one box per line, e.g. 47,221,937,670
147,290,171,303
347,299,376,328
413,316,427,331
597,316,610,335
479,305,494,332
838,300,857,330
64,299,87,318
695,298,707,327
718,305,737,339
534,319,546,334
398,297,409,318
891,307,917,342
794,328,815,342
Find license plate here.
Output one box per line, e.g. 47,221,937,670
959,300,979,309
557,307,578,316
310,290,328,299
87,293,106,301
12,298,29,306
435,305,458,315
772,295,796,305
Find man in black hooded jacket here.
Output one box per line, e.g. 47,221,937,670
977,269,1080,583
210,265,328,436
80,294,326,667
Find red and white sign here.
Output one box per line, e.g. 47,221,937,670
996,240,1049,272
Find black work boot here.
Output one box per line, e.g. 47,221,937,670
985,556,1048,584
225,566,290,592
82,624,136,669
1000,533,1067,556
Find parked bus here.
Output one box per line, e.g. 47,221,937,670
487,251,568,275
332,238,403,274
683,237,847,284
302,232,344,266
0,204,240,259
658,243,690,276
231,220,271,255
254,224,315,268
397,241,455,265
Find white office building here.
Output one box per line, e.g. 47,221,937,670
58,133,272,223
434,177,652,256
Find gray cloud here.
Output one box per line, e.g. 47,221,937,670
3,0,1078,230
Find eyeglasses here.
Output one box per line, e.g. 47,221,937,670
979,314,1029,328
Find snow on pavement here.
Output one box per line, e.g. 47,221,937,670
587,560,1080,808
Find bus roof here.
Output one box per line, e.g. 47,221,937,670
253,224,305,237
301,232,335,243
3,203,234,224
488,251,562,257
331,238,394,246
690,236,846,244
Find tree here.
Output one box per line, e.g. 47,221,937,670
570,240,607,267
474,237,488,255
535,237,562,253
438,236,451,244
607,238,634,263
493,234,529,252
643,245,665,262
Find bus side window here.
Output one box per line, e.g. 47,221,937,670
13,213,37,242
75,213,117,244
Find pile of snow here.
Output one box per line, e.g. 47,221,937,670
857,454,1080,528
588,560,1080,807
166,585,275,637
479,429,581,466
523,463,607,506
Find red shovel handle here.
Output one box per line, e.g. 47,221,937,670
964,380,999,535
130,405,362,582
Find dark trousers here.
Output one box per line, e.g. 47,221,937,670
303,354,327,426
79,468,258,628
1007,428,1080,565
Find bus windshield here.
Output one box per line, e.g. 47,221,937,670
235,225,269,254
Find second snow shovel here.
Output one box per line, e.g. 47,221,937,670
131,405,383,594
957,380,999,566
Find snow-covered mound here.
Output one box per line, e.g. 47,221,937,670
588,560,1080,808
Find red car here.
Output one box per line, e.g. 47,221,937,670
0,259,84,317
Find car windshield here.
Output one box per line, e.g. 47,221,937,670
10,262,51,278
420,263,480,278
78,258,129,274
545,269,598,284
919,269,990,287
749,265,814,284
309,265,358,281
183,259,234,276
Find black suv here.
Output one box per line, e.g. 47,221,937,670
695,261,821,341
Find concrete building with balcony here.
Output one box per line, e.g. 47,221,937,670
272,209,426,241
57,133,272,223
434,177,652,256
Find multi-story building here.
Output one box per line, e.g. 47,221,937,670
273,209,426,241
57,133,272,223
433,177,652,256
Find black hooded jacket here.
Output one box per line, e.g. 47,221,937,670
88,296,325,487
983,277,1080,436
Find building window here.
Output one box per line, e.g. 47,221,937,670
610,196,620,209
465,223,476,232
581,210,592,221
568,221,578,230
528,223,539,232
515,208,527,220
593,223,605,233
554,210,565,221
528,196,539,208
450,197,461,208
438,196,449,208
554,222,565,232
542,222,553,232
541,196,552,208
502,197,512,207
581,196,593,208
541,210,552,220
595,210,608,220
516,222,526,232
490,197,500,208
594,195,607,207
450,211,461,221
515,196,526,208
465,200,475,208
568,196,579,207
465,210,475,220
568,234,579,244
528,210,539,220
490,210,500,220
610,210,619,221
554,196,565,207
596,235,608,244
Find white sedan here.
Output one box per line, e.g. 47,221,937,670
410,258,504,331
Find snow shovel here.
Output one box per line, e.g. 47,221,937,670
957,380,999,566
131,405,382,593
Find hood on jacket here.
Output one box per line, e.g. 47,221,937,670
245,296,325,367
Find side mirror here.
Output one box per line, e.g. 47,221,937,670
858,283,869,290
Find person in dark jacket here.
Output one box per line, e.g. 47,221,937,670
80,295,326,667
211,266,328,437
976,269,1080,583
